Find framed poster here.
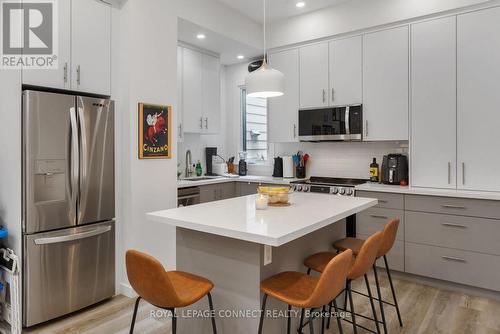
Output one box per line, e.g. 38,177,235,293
138,103,172,159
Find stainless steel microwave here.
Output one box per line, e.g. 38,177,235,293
298,105,363,142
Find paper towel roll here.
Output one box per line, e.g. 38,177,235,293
282,156,294,178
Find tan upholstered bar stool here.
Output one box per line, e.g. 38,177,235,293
258,249,353,334
304,231,383,334
126,250,217,334
333,219,403,334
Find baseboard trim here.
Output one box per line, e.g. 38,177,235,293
382,268,500,301
119,283,136,298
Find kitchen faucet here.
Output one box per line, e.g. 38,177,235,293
185,149,193,177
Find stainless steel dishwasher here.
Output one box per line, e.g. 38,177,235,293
178,186,200,207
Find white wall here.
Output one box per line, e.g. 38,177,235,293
269,0,496,48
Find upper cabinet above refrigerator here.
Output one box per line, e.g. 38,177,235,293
22,0,111,96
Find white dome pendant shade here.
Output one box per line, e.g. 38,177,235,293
246,60,285,98
245,0,285,98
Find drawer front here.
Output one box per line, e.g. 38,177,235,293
359,233,404,272
357,208,404,241
356,191,404,210
405,242,500,291
406,211,500,256
405,195,500,219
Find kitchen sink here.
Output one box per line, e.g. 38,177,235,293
182,176,223,181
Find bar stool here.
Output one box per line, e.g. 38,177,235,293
125,250,217,334
258,249,353,334
304,231,383,334
333,219,403,334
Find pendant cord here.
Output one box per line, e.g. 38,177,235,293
263,0,266,63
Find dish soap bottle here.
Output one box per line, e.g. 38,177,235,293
369,158,379,182
195,160,202,177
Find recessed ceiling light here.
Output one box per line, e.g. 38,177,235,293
237,55,245,60
196,33,206,40
296,1,306,8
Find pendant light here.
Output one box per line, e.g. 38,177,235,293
245,0,285,98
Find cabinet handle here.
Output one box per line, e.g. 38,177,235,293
448,162,451,184
322,89,326,103
462,162,465,185
442,205,466,210
365,120,369,137
205,117,208,129
378,200,388,203
63,62,68,83
293,124,297,138
199,117,203,129
369,214,389,220
441,256,467,263
178,124,182,139
76,65,81,85
441,222,467,229
331,88,334,102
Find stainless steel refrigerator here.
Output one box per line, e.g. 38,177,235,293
22,90,115,327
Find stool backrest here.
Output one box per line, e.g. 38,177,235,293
126,250,180,307
378,219,400,257
348,231,383,280
306,249,353,308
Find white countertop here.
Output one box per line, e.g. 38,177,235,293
177,175,301,188
148,193,377,246
356,182,500,201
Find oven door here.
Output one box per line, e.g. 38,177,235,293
299,107,349,141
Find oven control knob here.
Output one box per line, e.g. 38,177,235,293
331,187,338,195
339,187,346,195
302,185,309,192
296,185,302,192
346,188,353,196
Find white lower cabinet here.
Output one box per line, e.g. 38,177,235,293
268,49,299,143
457,7,500,192
363,26,409,141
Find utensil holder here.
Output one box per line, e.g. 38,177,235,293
296,166,306,179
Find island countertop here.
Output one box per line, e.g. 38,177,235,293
147,193,377,246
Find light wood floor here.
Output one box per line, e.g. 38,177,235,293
24,272,500,334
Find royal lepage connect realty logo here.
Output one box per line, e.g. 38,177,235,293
1,0,58,69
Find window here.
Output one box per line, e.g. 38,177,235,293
241,88,268,163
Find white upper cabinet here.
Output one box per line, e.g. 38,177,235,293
179,46,221,134
457,7,500,191
177,46,184,142
202,54,221,134
363,26,409,141
411,17,457,189
22,0,71,89
268,49,300,143
182,47,203,133
71,0,111,95
329,36,362,106
299,42,329,109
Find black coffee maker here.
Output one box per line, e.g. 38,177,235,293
381,154,408,185
205,147,217,176
238,151,247,176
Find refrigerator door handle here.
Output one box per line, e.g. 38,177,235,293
77,100,89,223
33,225,112,245
69,107,79,223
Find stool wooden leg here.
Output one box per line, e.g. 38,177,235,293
258,294,268,334
384,255,403,327
373,265,388,334
365,274,381,334
129,297,141,334
332,299,343,334
347,281,358,334
207,292,217,334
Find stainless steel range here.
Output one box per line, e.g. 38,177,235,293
291,177,368,197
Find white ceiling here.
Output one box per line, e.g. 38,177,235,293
178,19,262,65
215,0,352,23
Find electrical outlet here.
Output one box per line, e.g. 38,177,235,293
264,245,272,265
